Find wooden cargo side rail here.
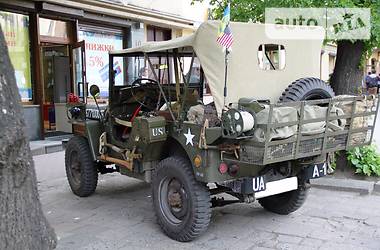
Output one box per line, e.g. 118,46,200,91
262,95,379,165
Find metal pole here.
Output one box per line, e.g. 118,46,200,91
223,49,229,108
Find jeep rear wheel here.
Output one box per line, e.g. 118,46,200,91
267,77,335,214
152,156,211,242
65,136,98,197
258,179,308,215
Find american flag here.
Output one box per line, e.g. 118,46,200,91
216,26,233,49
216,4,233,49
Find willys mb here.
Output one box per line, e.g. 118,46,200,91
65,21,379,241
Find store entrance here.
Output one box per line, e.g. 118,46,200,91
41,44,72,137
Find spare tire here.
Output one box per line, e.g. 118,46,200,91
279,77,335,102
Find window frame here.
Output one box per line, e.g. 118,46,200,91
257,44,286,71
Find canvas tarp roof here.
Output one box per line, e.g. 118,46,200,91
111,21,325,115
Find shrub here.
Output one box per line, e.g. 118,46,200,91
347,145,380,177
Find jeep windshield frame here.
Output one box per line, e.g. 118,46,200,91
108,49,204,123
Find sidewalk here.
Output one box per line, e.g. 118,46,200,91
34,152,380,250
30,135,72,156
310,175,380,195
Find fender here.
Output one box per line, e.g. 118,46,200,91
165,123,211,182
84,120,103,161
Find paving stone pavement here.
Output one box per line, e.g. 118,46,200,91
35,152,380,250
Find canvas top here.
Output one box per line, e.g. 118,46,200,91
111,21,325,115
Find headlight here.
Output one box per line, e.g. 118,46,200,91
69,107,82,119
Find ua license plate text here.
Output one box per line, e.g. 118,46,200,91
253,175,266,192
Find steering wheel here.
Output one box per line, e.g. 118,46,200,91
130,78,160,110
131,78,158,87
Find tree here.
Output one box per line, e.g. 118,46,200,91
0,27,57,249
193,0,380,95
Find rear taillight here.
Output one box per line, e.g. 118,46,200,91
218,162,228,174
228,164,239,176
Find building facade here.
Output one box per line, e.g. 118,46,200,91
0,0,207,140
320,43,337,82
367,48,380,75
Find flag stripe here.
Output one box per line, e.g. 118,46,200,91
217,33,233,49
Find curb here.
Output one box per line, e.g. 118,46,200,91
30,136,72,156
31,144,64,156
30,142,64,156
310,176,376,195
375,181,380,193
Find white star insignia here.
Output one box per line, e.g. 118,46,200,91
184,128,195,146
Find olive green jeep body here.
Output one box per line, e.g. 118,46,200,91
65,21,379,242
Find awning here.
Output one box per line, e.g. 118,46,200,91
33,0,195,30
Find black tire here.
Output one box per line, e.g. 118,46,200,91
258,179,308,215
279,77,335,102
65,136,98,197
152,156,211,242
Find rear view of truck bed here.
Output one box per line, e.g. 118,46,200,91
240,95,380,165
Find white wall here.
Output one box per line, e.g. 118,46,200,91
320,44,337,82
121,0,209,24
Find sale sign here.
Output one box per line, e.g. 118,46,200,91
79,30,124,97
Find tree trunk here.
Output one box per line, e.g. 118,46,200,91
330,40,365,171
0,28,57,249
330,40,365,95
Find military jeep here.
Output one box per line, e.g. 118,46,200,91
65,21,379,242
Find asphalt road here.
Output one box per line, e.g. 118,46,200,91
34,152,380,250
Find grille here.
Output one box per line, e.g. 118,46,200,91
299,138,323,154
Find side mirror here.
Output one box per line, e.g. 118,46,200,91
89,84,100,97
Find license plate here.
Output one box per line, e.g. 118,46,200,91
253,175,266,192
306,163,327,179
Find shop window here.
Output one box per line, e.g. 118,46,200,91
258,44,286,70
39,18,70,42
147,26,171,41
78,29,124,97
0,11,32,102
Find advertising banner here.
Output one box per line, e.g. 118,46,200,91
79,30,124,97
0,11,32,101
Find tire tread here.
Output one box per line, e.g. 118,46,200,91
279,77,335,102
65,136,98,197
152,156,211,242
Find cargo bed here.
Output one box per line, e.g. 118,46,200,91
240,95,380,165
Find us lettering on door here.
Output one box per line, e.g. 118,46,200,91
152,127,164,137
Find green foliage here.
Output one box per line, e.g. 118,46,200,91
347,145,380,176
192,0,380,54
329,151,339,170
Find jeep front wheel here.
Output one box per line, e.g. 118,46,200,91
65,136,98,197
152,156,211,242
